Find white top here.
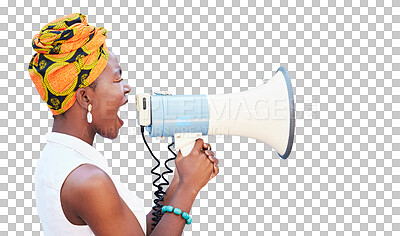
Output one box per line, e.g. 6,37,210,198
34,132,146,235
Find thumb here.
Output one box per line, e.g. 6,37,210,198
189,139,204,156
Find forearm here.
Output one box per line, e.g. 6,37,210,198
146,178,179,235
149,182,198,236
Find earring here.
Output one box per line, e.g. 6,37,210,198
87,104,92,123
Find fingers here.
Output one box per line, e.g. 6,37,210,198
204,149,219,180
210,164,219,179
202,142,211,150
205,150,219,165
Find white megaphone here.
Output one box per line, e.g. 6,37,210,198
136,67,295,159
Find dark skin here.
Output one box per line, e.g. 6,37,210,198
55,51,219,235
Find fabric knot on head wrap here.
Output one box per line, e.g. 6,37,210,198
28,13,109,115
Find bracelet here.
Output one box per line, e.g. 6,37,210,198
161,205,193,225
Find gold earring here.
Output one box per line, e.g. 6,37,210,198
87,104,92,123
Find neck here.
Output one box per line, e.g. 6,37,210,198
52,112,96,146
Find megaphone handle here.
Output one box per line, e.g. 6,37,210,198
173,133,203,157
179,142,196,157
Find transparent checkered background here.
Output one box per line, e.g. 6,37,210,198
1,0,399,235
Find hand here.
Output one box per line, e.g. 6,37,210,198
175,139,218,193
173,142,219,183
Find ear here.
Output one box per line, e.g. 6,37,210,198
75,87,93,110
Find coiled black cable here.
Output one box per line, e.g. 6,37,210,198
159,142,178,193
140,126,177,230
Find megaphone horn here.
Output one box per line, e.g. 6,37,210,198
136,67,295,159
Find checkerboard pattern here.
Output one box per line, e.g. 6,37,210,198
1,0,399,235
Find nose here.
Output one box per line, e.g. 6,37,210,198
123,82,131,95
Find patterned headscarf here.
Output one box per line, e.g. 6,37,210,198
28,13,109,115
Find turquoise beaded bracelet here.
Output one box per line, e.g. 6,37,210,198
161,205,192,225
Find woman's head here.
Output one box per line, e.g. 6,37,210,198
29,13,131,140
73,50,131,139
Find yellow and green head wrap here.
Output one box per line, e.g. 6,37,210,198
28,13,110,115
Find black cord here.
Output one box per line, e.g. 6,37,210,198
140,126,178,230
159,143,178,190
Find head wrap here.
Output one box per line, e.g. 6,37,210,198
28,13,109,115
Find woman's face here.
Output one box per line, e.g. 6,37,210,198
90,51,131,139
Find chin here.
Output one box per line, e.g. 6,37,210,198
96,117,123,140
98,127,120,140
108,132,119,140
100,132,119,140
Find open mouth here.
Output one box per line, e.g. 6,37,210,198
117,98,128,126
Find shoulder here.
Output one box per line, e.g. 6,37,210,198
61,163,119,204
60,164,145,235
60,164,121,222
64,164,112,190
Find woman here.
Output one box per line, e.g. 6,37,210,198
30,13,219,235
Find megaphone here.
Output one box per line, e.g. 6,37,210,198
136,67,295,159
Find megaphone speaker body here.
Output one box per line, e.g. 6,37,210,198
138,67,295,159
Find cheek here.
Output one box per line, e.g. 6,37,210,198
94,90,123,119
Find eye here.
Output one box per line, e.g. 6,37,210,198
115,77,124,82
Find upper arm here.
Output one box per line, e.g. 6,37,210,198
60,164,145,236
